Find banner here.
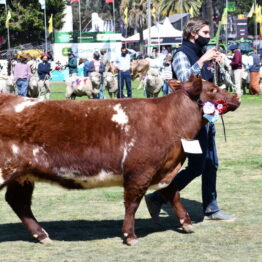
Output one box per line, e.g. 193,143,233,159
105,0,114,3
123,7,128,25
228,1,236,12
5,10,11,28
247,3,254,18
71,0,80,2
48,14,53,33
0,0,6,5
221,8,228,25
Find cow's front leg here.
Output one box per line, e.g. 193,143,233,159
122,182,149,246
5,180,52,243
160,185,193,233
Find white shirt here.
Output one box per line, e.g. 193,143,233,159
114,50,136,71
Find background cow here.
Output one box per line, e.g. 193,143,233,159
0,76,240,245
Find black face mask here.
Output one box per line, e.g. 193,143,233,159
94,55,100,60
121,52,127,57
195,35,210,48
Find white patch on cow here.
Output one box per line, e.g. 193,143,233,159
33,147,40,157
14,98,44,113
149,182,170,190
56,168,123,188
123,233,128,237
33,147,41,163
0,169,5,185
112,104,128,125
12,144,19,155
121,139,135,169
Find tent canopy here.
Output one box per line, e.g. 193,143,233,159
124,18,182,41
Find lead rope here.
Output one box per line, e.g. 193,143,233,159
220,114,227,142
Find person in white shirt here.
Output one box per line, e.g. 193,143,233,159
114,46,136,98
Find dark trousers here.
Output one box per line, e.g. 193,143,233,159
173,123,219,214
117,71,132,98
156,123,220,215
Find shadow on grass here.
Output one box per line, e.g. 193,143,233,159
0,198,203,243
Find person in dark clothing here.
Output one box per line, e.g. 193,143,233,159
68,51,78,76
37,53,51,99
85,51,105,99
145,17,236,223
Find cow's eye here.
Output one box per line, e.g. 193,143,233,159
210,88,217,93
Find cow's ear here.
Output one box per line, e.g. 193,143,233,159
168,79,182,92
186,75,202,98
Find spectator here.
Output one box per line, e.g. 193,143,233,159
37,53,51,99
114,46,136,98
100,48,111,72
229,45,243,96
85,51,105,99
248,47,260,95
68,51,78,76
83,59,91,77
13,53,31,96
145,17,236,223
161,53,173,95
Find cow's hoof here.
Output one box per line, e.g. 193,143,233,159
125,237,139,246
39,237,53,244
123,237,138,246
182,223,194,233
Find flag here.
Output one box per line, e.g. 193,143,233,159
123,7,128,25
221,8,228,25
39,0,46,9
189,6,194,17
256,5,262,23
105,0,114,3
5,10,11,28
0,0,6,5
152,6,157,22
48,14,53,33
247,3,254,18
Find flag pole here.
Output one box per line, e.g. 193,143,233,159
78,0,82,43
5,4,11,56
44,5,48,52
254,0,257,43
112,0,116,32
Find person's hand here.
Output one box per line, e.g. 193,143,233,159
198,48,221,67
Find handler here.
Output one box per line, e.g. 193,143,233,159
37,53,51,99
145,17,236,222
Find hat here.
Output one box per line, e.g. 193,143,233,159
40,53,50,59
18,53,29,60
229,44,238,50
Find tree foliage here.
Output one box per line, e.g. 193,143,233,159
0,0,66,48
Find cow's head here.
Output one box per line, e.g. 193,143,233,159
168,75,240,113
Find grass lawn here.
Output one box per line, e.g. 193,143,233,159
0,82,261,262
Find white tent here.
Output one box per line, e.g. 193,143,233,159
124,18,182,41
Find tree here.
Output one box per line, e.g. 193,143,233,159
0,0,66,49
160,0,203,17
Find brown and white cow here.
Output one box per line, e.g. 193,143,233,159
0,76,240,245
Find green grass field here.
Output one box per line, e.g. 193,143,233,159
0,82,261,262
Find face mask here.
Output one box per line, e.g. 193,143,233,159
195,35,210,48
94,55,100,60
121,52,127,57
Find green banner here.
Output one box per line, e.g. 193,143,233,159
228,1,236,12
54,32,122,44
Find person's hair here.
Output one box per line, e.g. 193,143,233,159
183,17,210,40
93,51,100,57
